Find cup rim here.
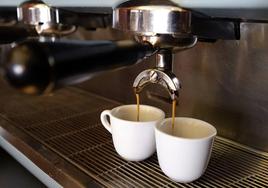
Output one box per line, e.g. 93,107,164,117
110,104,165,124
155,117,217,141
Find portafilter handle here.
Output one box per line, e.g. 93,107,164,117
3,39,154,94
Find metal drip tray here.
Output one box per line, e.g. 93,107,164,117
0,86,267,187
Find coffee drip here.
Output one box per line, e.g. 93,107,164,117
136,93,140,121
171,99,176,130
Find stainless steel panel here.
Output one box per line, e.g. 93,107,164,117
0,147,46,188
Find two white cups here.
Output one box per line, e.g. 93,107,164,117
100,105,217,183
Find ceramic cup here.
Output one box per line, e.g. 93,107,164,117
155,117,217,183
100,104,165,161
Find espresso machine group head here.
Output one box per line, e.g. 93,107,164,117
17,1,76,36
113,0,198,100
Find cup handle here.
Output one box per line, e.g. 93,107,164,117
100,110,112,133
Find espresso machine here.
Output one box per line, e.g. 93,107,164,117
0,0,268,187
2,0,242,98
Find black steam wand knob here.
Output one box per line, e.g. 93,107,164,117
4,39,154,94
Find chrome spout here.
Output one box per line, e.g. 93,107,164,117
133,50,180,100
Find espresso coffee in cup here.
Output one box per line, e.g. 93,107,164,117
155,117,217,183
100,105,165,161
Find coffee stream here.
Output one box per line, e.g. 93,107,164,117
136,93,140,121
135,90,177,131
172,99,176,130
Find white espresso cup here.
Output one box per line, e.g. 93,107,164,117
155,117,217,183
100,105,165,161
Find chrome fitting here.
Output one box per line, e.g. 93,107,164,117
133,49,180,100
113,0,197,51
17,1,76,36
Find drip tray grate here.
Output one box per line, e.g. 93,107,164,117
0,86,267,187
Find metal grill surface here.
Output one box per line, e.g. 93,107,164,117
0,87,267,187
